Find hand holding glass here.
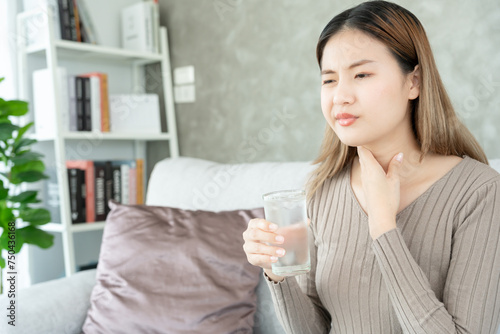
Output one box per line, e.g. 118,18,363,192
262,189,311,276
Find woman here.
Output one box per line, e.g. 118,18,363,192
242,1,500,333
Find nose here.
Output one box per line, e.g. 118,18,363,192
333,80,355,105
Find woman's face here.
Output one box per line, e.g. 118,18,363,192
320,29,419,148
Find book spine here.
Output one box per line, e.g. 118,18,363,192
68,75,77,131
94,162,106,221
68,168,85,223
99,74,110,132
71,0,82,42
82,77,91,131
104,161,113,215
112,165,121,203
58,0,72,40
121,164,130,205
90,76,101,132
136,159,144,204
66,0,78,41
128,164,137,205
75,76,85,131
66,160,95,222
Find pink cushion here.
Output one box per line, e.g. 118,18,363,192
82,200,263,333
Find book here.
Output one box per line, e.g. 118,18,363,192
75,76,85,131
89,76,101,132
67,168,86,223
79,72,110,132
66,0,78,41
33,67,70,138
82,76,91,131
112,165,121,203
109,94,161,134
121,1,154,53
94,162,106,221
67,74,77,131
75,0,99,44
136,159,144,204
71,0,82,42
66,160,95,222
57,0,72,40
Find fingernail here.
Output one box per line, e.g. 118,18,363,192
269,223,278,231
396,152,403,163
276,249,285,256
275,235,284,243
270,256,278,262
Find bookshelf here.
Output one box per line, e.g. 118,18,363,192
16,7,179,279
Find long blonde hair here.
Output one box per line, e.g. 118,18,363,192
307,0,488,200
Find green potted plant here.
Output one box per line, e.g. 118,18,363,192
0,77,54,294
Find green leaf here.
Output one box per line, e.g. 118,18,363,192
0,179,8,201
0,255,5,269
18,225,53,249
0,78,4,84
0,228,23,253
0,100,29,116
13,137,37,154
11,151,44,166
0,122,19,141
19,208,51,225
0,207,14,228
14,122,34,143
9,190,39,204
10,170,48,184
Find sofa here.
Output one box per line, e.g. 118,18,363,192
0,157,316,334
2,156,500,334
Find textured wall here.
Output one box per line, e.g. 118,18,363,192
151,0,500,164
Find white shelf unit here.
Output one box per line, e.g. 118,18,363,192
16,8,179,278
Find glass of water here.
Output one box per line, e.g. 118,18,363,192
262,189,311,276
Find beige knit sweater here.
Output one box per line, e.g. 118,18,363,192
265,155,500,333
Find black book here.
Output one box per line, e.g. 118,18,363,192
75,76,85,131
57,0,72,40
112,165,121,204
82,77,92,131
94,162,106,221
67,0,78,41
68,168,86,223
104,161,113,215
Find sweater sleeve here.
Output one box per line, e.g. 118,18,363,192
264,194,331,334
372,179,500,333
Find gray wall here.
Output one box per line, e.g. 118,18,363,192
150,0,500,164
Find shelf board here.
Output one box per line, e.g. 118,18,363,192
26,39,163,64
32,132,171,141
36,221,106,233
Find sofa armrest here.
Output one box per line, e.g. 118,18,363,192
0,269,96,334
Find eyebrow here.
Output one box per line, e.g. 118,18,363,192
320,59,375,75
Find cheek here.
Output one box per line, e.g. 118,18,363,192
320,89,332,119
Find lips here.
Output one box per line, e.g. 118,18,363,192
335,113,358,127
335,113,358,120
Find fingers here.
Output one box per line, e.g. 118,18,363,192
387,152,404,180
243,218,286,269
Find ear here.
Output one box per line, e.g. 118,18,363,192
408,65,420,100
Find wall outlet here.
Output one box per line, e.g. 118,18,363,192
174,66,195,85
174,85,196,103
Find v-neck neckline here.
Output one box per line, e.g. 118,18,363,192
347,155,469,220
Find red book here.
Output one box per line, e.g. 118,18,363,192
66,160,95,222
